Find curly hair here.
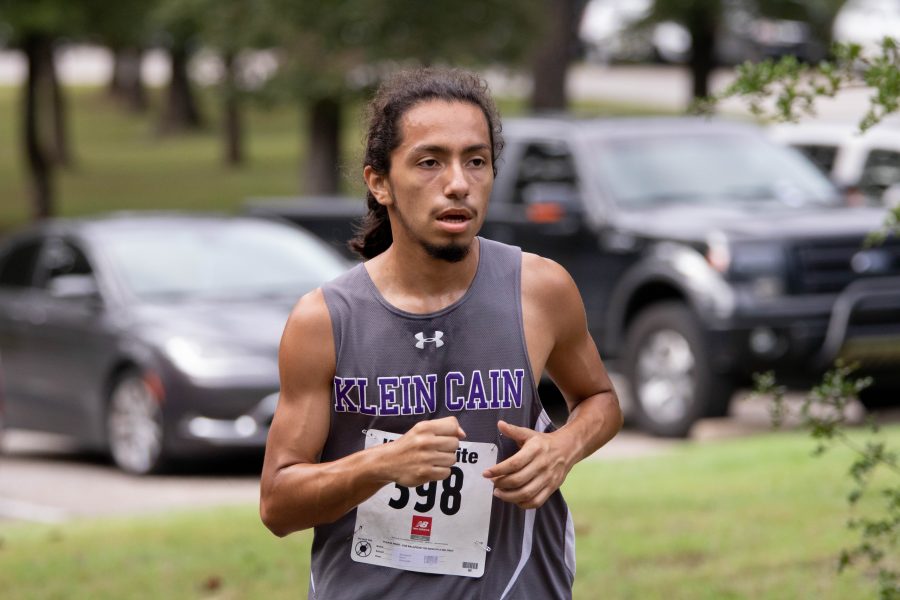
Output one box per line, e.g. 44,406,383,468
348,68,504,259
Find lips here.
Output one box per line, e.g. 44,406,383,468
436,209,473,223
435,208,474,234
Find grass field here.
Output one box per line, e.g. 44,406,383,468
0,84,676,232
1,428,896,599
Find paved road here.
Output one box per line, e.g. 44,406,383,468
1,382,872,525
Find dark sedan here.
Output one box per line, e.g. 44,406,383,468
0,213,349,474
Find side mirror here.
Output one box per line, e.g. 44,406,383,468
48,274,102,304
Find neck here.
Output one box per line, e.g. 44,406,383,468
365,237,481,314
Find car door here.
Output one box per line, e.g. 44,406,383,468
481,138,631,352
21,237,117,438
0,236,51,429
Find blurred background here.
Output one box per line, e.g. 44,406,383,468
2,1,900,598
2,0,894,228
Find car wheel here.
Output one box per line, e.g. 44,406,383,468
624,302,733,437
107,371,166,475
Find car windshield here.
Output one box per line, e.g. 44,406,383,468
94,220,347,301
592,133,842,209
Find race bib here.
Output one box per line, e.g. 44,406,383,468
351,429,498,578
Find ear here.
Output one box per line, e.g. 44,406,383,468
363,166,393,207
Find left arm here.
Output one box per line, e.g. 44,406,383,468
483,254,622,509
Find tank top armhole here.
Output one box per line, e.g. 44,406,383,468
320,284,344,368
513,248,542,413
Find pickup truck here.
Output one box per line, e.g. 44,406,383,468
245,117,900,437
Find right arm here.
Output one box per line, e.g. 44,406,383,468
259,289,465,537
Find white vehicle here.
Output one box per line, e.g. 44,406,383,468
768,120,900,207
833,0,900,56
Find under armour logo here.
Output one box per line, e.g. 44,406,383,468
415,331,444,349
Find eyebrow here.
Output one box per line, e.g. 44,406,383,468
409,143,491,155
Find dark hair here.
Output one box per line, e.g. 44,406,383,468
349,67,504,259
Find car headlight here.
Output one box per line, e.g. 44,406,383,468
164,336,276,381
729,243,787,299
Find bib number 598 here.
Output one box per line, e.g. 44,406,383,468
388,466,464,516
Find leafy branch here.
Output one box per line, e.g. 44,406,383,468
695,38,900,131
695,38,900,241
753,365,899,599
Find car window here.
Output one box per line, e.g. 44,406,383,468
512,142,580,208
793,143,838,175
593,133,840,209
95,220,347,301
859,149,900,203
34,240,96,289
0,239,43,288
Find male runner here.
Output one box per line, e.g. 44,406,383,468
260,68,622,599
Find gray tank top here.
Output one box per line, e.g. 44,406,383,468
314,238,575,599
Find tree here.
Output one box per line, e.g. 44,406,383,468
263,0,543,195
88,0,158,113
0,0,92,219
642,0,724,99
530,0,589,111
195,0,275,167
152,0,205,134
644,0,850,103
706,37,900,598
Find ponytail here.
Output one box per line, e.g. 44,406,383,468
348,192,393,259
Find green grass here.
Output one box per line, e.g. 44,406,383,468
0,85,676,232
1,428,896,599
0,85,353,231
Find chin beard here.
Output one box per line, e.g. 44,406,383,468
422,240,470,263
389,196,473,263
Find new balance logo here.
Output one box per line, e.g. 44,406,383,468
415,331,444,349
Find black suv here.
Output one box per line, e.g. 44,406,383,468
246,117,900,437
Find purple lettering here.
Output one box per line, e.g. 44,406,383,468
466,370,488,410
445,372,466,411
378,377,401,416
411,374,438,415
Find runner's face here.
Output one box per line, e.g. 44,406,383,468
376,99,493,262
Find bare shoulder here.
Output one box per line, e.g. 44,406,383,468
279,288,335,397
521,252,582,310
285,287,332,334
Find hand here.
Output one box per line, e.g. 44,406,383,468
383,417,466,488
482,420,575,509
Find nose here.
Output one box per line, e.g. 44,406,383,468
443,160,470,200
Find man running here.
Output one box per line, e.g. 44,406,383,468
260,67,622,599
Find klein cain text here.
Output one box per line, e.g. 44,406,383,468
333,369,526,416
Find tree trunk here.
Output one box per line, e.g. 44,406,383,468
305,97,341,195
687,7,717,100
47,44,71,167
109,46,147,112
22,34,54,220
109,47,124,96
530,0,587,111
222,51,243,166
159,43,203,133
